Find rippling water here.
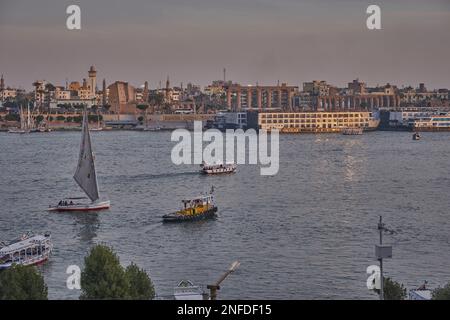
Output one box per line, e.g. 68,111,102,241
0,130,449,299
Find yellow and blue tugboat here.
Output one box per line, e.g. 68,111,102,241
162,193,218,222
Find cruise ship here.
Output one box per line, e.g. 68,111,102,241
258,111,380,133
413,113,450,131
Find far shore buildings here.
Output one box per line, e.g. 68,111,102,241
0,74,23,104
33,66,105,109
2,67,449,115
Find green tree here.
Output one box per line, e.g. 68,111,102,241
373,277,407,300
36,115,44,124
432,282,450,300
80,245,155,300
0,265,48,300
5,113,20,122
80,245,129,300
136,104,149,112
125,263,155,300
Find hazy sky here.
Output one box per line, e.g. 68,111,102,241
1,0,449,90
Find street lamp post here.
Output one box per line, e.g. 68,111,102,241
375,216,392,300
207,261,240,300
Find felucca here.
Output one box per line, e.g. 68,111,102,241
49,109,110,212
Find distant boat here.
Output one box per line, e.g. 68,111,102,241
174,280,205,300
49,109,110,212
8,106,30,134
90,111,103,131
200,161,237,174
413,132,421,141
0,232,53,270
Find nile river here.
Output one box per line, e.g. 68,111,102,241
0,131,449,299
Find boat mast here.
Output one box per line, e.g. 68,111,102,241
27,102,31,130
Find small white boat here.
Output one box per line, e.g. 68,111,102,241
174,280,205,300
200,161,237,174
143,126,161,131
0,232,53,270
89,127,103,132
8,127,28,134
342,127,363,135
49,109,110,212
412,132,421,141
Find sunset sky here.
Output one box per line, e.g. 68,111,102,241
1,0,449,90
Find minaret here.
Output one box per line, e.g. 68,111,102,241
165,76,170,101
88,65,97,98
143,81,149,102
0,74,4,103
102,79,107,106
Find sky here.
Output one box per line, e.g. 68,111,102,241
0,0,450,90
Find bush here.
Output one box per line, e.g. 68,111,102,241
432,282,450,300
0,265,48,300
373,277,407,300
125,263,155,300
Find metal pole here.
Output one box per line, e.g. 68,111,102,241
378,216,384,300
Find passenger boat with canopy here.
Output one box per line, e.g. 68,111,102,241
200,161,237,174
162,190,217,222
49,109,110,212
0,232,53,270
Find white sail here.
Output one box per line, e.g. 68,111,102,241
73,109,99,202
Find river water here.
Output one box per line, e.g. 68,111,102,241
0,130,449,299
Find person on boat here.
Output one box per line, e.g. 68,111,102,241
417,281,428,290
70,201,74,205
58,200,63,206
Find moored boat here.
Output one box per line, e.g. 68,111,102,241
412,132,421,140
162,193,217,222
7,127,28,134
413,113,450,132
0,232,53,270
200,161,237,174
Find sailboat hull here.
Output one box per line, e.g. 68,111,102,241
49,200,110,212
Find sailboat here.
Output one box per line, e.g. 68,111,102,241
49,109,110,212
90,110,103,131
8,106,29,134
